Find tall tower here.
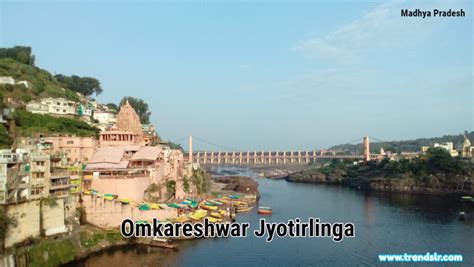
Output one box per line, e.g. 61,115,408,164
363,136,370,162
188,135,193,163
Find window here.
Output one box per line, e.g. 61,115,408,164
31,187,43,195
36,161,45,166
67,140,74,144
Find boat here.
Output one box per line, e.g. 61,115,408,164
189,201,198,208
189,212,207,221
460,196,473,202
138,203,150,210
229,194,240,199
236,206,253,213
83,190,91,195
149,241,178,250
206,217,220,223
208,200,223,206
200,204,217,211
210,212,222,218
149,203,161,209
104,195,114,201
204,201,217,206
167,203,181,209
119,198,130,204
153,237,170,243
258,206,272,215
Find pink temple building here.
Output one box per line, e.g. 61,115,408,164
85,100,192,202
99,101,145,147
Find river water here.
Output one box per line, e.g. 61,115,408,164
66,166,473,266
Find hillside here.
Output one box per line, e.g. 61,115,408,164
0,58,79,103
330,131,474,153
12,109,100,138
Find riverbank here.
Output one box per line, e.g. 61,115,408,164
285,163,474,195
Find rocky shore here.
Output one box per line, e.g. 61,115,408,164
212,176,259,197
285,167,474,195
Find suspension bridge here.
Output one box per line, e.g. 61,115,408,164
169,135,386,165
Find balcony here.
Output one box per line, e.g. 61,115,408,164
51,172,70,179
50,181,70,190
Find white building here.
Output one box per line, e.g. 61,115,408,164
93,111,116,124
434,142,459,157
26,97,77,117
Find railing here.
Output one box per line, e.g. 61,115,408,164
50,183,70,190
95,173,150,179
50,172,70,179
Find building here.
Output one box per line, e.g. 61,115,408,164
99,101,145,146
93,111,116,131
433,142,459,157
142,124,159,146
76,104,94,121
44,136,97,164
461,136,474,158
0,140,76,204
84,144,191,202
26,97,77,117
0,147,51,204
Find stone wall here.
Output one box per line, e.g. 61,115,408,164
82,195,177,229
4,198,67,248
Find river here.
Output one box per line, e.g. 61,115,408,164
66,166,473,266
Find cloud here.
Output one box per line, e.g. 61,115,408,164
292,0,461,64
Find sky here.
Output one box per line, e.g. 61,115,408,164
0,0,472,151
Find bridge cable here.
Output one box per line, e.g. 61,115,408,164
192,136,239,152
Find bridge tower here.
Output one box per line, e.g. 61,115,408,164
363,136,370,162
188,135,193,162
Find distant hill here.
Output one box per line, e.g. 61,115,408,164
330,131,474,153
0,58,80,103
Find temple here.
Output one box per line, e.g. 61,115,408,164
86,101,194,202
99,101,145,146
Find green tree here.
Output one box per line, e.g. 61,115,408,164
120,96,151,124
166,180,176,198
182,176,190,193
0,46,34,65
0,125,11,149
55,74,103,96
0,206,17,249
106,103,118,112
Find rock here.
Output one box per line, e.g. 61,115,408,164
286,169,327,183
212,176,259,196
264,169,291,180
